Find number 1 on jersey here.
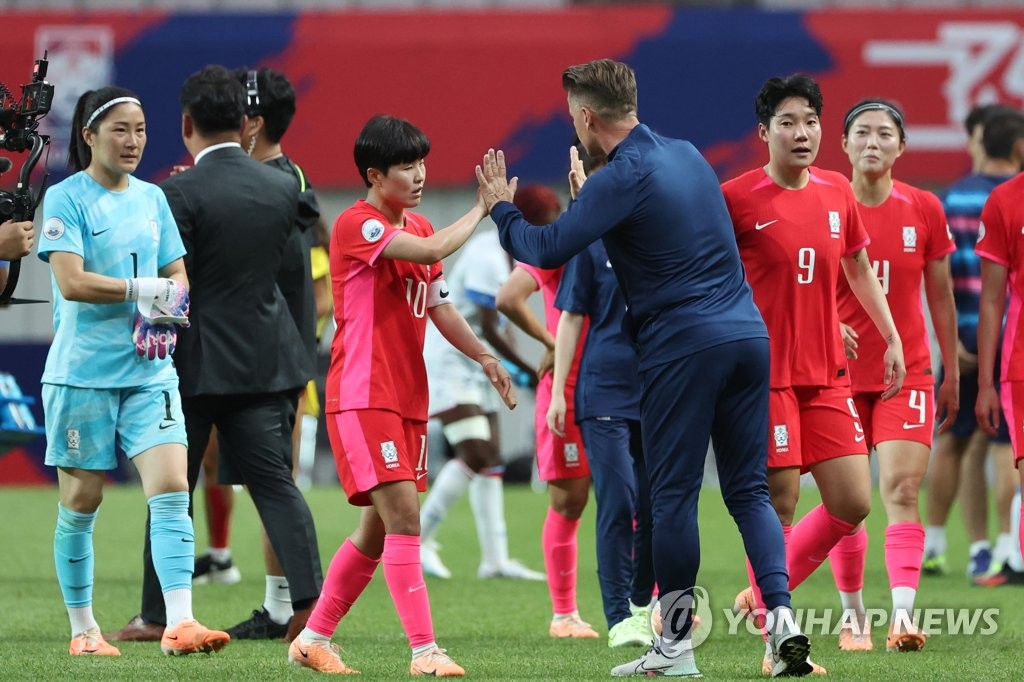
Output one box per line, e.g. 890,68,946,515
405,277,427,318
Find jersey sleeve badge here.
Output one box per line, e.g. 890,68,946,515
44,217,66,240
362,218,386,243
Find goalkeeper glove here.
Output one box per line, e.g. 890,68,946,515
133,315,177,360
125,277,190,326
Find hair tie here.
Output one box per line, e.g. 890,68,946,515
85,96,141,129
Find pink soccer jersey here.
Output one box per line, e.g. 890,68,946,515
516,263,587,389
976,173,1024,383
722,167,870,389
837,180,954,391
325,199,442,420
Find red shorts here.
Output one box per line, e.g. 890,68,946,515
535,375,590,482
853,385,934,449
1000,381,1024,463
327,409,427,506
769,385,868,470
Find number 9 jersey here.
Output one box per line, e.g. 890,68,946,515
325,199,445,421
722,167,869,389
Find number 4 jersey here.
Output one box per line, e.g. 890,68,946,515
722,167,869,389
838,180,953,391
325,199,444,420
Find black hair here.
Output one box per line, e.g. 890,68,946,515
981,106,1024,160
353,115,430,188
234,67,296,143
843,98,906,143
965,103,1000,136
180,64,245,136
67,86,142,172
755,74,823,127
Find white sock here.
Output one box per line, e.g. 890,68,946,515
1010,490,1024,572
299,626,331,643
994,533,1014,566
412,641,438,658
68,605,98,637
891,586,916,626
164,588,194,627
469,470,509,567
208,546,231,563
969,540,992,557
264,575,293,624
420,460,474,544
839,590,865,616
924,526,946,555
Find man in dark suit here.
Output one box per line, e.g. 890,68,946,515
107,65,322,643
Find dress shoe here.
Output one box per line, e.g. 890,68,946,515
104,614,165,642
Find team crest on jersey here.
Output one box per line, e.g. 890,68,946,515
380,440,399,469
978,222,987,243
44,217,65,240
902,226,917,252
66,428,81,451
773,425,789,452
828,211,841,238
564,442,580,467
362,218,386,243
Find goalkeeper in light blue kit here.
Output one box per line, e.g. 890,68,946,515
37,86,230,658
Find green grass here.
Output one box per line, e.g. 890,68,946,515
2,483,1021,679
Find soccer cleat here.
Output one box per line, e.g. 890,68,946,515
550,612,600,639
226,608,289,640
611,645,702,677
765,631,818,677
69,627,121,656
921,551,947,576
886,623,928,652
288,635,359,674
608,612,654,648
973,563,1024,587
160,619,230,656
192,553,242,585
477,558,545,581
410,646,465,677
838,622,873,651
421,541,452,580
967,548,993,579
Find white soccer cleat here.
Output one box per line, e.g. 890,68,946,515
611,645,703,677
477,558,545,581
608,612,654,648
421,541,452,580
766,630,814,677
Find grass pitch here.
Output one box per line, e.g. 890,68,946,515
2,482,1021,680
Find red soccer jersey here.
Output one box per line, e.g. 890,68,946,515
516,263,587,389
976,173,1024,382
325,199,443,420
722,167,870,389
837,181,954,391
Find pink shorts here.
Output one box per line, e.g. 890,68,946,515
768,385,868,470
853,385,934,449
535,374,589,481
327,409,427,506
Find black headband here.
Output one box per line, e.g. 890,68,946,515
844,102,904,134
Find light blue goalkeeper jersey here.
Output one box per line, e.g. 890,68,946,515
37,172,186,388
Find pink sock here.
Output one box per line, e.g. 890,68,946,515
306,539,380,637
884,522,925,589
382,534,435,649
788,505,857,589
746,524,791,630
543,507,580,615
830,526,867,592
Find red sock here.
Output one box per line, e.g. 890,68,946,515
830,525,867,592
306,539,379,637
884,522,925,589
543,507,580,615
204,483,232,549
788,504,857,590
382,534,435,649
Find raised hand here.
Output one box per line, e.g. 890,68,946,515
475,149,518,213
568,146,588,199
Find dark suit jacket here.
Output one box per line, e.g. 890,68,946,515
162,145,311,397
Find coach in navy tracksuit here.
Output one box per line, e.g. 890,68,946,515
477,59,813,678
551,238,656,639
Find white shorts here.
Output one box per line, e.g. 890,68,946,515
424,337,499,417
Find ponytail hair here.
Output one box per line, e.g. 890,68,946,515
67,86,143,171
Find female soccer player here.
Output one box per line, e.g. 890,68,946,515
38,87,228,657
722,75,905,674
830,99,958,652
287,115,515,677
